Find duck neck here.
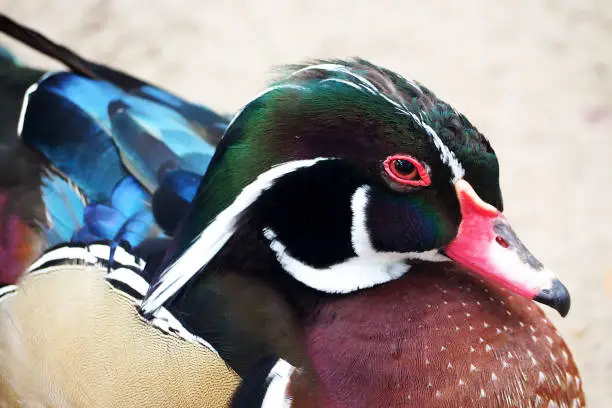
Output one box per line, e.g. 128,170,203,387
301,276,420,408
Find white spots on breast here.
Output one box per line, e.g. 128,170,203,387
496,328,502,335
425,359,430,365
532,335,539,343
571,397,582,408
530,325,536,333
427,303,432,309
507,351,514,359
469,325,474,331
465,313,471,317
562,351,569,361
574,376,581,389
480,388,486,398
548,401,559,408
538,371,546,385
527,349,541,369
478,337,485,343
485,344,492,352
470,364,478,372
502,360,510,369
440,345,447,351
476,301,481,306
550,352,557,362
459,378,465,386
506,310,512,316
443,300,448,305
566,373,573,386
519,321,525,328
455,326,460,332
469,346,475,353
535,394,544,406
555,374,562,386
447,314,452,319
483,322,489,328
435,390,441,398
503,326,509,332
491,372,498,381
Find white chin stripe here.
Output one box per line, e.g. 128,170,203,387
262,185,448,294
140,158,332,315
264,226,410,294
262,359,295,408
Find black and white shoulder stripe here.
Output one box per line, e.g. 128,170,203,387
23,242,218,354
231,356,295,408
0,283,17,301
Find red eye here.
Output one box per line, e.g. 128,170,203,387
383,154,431,187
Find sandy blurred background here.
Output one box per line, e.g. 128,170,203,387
1,0,611,406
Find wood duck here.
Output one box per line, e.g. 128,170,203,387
0,14,585,408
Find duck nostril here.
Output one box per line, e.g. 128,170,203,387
495,236,510,248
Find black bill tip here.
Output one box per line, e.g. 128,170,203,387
534,278,571,317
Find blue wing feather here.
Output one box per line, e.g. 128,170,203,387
18,62,221,251
88,62,229,142
20,73,129,201
110,176,150,217
40,172,86,246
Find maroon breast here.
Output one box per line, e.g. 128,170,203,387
303,263,585,408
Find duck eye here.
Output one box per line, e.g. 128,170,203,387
383,154,431,187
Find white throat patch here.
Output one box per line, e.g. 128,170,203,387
262,185,448,294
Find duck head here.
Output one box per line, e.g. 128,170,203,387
141,59,570,318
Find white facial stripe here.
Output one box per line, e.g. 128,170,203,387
291,63,379,94
261,359,295,408
319,78,365,92
262,185,450,295
263,227,410,294
140,158,331,315
350,185,376,257
351,185,450,262
419,118,465,182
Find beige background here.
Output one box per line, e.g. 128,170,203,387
1,1,611,406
